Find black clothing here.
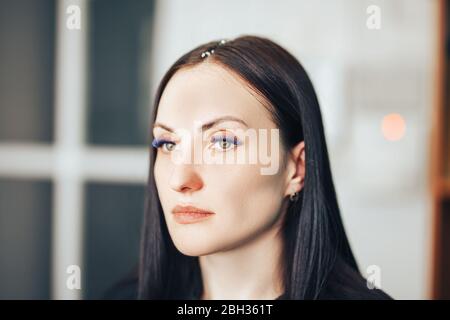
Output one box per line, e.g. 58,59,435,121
103,255,393,300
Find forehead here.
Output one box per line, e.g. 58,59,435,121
155,62,276,130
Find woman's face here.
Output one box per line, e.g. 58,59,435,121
153,62,295,256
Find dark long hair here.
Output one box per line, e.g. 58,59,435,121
138,35,383,300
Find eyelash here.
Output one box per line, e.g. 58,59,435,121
210,135,243,150
151,138,175,151
151,134,242,152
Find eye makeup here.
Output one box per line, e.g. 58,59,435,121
151,138,175,149
210,133,243,150
152,132,243,152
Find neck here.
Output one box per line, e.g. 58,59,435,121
198,223,285,300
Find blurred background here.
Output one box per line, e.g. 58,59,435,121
0,0,448,300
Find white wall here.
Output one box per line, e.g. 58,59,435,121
148,0,438,299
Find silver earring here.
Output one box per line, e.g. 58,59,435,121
289,191,299,202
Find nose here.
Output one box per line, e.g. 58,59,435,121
169,162,204,193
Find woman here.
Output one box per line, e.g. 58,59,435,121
138,35,392,300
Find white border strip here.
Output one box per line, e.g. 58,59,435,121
51,0,88,299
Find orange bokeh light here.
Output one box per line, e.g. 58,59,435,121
381,113,406,141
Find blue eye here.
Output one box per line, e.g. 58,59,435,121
152,138,176,152
210,135,242,151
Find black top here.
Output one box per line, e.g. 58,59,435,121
104,255,393,300
103,270,393,300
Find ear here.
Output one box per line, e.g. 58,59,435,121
284,140,306,197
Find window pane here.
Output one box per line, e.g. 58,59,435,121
0,0,55,142
0,178,52,299
83,182,145,299
87,0,155,146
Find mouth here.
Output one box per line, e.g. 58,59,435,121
171,205,215,224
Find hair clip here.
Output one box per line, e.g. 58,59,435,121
200,39,228,58
201,51,211,58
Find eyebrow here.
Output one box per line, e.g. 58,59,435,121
152,115,248,133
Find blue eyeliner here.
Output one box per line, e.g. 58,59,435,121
152,138,173,148
211,135,242,146
152,135,242,150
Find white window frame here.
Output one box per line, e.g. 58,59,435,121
0,0,148,299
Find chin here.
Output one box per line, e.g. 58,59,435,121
173,238,212,257
171,237,219,257
174,244,215,257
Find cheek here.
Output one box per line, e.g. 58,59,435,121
153,155,170,206
207,163,286,231
153,157,161,190
153,155,162,183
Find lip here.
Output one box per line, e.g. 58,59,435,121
171,205,215,224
